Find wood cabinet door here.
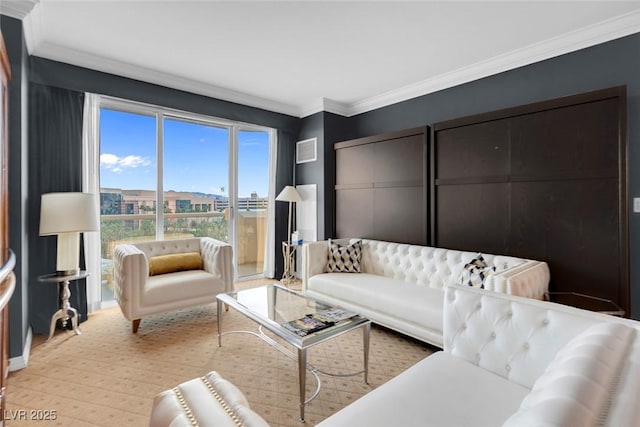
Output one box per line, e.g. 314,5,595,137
334,127,428,245
433,87,628,315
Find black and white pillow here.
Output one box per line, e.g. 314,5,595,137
458,254,496,288
327,239,362,273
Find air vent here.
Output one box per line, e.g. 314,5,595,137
296,138,317,164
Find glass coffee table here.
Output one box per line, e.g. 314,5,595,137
546,291,625,316
217,284,371,423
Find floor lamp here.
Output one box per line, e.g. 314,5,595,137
276,186,302,286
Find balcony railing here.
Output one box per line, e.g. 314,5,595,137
99,211,267,301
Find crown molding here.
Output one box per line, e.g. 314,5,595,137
298,99,324,118
31,41,302,117
21,0,41,54
22,2,300,116
300,98,350,118
0,0,38,20
321,98,350,117
18,5,640,119
346,9,640,117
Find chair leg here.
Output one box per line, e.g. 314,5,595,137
132,319,141,333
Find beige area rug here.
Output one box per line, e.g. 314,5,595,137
6,283,433,427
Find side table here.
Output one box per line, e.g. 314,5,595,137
38,270,89,340
281,241,298,287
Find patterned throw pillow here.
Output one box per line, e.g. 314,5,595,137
458,254,496,288
327,239,362,273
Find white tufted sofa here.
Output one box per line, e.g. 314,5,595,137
113,237,233,332
302,239,550,347
150,285,640,427
317,285,640,427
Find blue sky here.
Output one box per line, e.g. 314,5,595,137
99,108,270,198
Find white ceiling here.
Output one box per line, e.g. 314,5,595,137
3,1,640,117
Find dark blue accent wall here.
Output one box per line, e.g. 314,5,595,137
295,112,352,239
2,15,30,359
296,113,325,238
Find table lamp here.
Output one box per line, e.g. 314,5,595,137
275,185,302,244
39,192,100,276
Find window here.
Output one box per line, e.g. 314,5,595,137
95,97,276,304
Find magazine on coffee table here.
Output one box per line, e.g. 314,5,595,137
282,316,334,337
282,308,359,337
311,308,358,323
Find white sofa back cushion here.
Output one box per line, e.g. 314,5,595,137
503,322,635,427
357,239,531,291
133,238,203,258
444,285,607,388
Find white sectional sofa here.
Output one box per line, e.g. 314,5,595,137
318,285,640,427
150,285,640,427
302,238,550,347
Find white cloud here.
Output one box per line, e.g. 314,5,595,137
100,153,119,166
100,153,151,174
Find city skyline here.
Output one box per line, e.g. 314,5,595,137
99,187,265,200
99,108,271,198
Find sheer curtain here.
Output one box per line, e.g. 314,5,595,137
82,93,102,312
263,130,278,278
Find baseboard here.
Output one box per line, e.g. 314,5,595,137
9,327,32,372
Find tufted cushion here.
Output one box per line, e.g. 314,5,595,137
503,322,635,427
134,237,203,258
150,371,269,427
444,285,603,388
357,239,527,291
327,239,362,273
148,252,204,276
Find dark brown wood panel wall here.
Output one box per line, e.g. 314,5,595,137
334,127,428,245
432,86,628,314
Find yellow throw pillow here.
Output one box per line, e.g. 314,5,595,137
148,252,204,276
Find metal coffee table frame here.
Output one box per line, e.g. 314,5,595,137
217,284,370,423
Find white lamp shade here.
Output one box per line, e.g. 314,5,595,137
275,186,302,203
39,192,100,236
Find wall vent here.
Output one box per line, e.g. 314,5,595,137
296,138,317,164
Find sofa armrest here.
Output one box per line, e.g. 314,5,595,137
503,322,635,427
200,237,234,293
113,244,149,321
301,240,329,292
484,261,550,300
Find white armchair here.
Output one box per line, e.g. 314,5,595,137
113,237,233,333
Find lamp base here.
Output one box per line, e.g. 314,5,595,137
56,232,80,277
